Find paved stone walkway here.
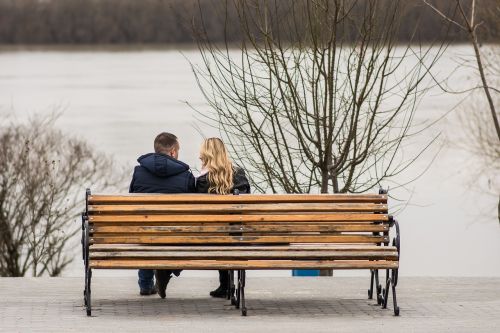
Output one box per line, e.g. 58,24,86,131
0,276,499,332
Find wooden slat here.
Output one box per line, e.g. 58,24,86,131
89,250,398,260
89,193,387,204
88,203,388,214
90,224,388,234
89,213,389,223
90,235,388,244
90,259,399,270
90,244,397,252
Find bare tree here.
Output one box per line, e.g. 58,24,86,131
424,0,500,141
0,114,124,277
456,45,500,223
457,87,500,223
458,48,500,168
424,0,500,223
191,0,446,195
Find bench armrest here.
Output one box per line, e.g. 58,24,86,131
389,215,400,287
388,215,400,256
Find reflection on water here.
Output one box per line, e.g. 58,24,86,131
0,46,498,277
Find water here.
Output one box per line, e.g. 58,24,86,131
0,45,499,278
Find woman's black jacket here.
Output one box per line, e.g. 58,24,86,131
195,166,250,194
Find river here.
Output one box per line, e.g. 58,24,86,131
0,45,498,278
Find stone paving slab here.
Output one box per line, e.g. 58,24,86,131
0,276,499,332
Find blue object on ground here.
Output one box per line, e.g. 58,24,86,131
292,269,320,276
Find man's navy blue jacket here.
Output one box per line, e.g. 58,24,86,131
129,153,195,194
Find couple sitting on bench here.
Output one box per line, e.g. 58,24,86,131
129,132,250,298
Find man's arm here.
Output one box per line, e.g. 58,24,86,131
129,168,137,193
194,174,210,193
187,172,196,193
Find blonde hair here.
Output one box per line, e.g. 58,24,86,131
199,138,234,194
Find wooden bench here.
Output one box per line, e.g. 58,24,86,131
81,189,400,317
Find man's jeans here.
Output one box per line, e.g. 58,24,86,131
138,269,154,291
138,269,182,291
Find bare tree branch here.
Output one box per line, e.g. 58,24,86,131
190,0,447,196
0,113,124,276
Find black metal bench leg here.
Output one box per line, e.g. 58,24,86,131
229,270,237,305
235,270,241,309
376,270,383,305
84,222,91,316
382,274,391,310
81,212,87,307
226,270,232,300
82,210,91,316
381,269,400,316
368,269,374,299
370,269,382,305
226,270,231,300
85,268,92,316
239,270,247,316
391,279,400,316
84,270,88,307
381,217,401,316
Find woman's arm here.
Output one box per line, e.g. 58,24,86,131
195,174,211,193
233,167,251,194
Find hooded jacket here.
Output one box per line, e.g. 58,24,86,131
129,153,195,194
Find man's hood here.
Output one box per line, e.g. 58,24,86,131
137,153,189,177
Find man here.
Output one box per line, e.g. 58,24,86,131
129,132,195,298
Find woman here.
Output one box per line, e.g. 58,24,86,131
196,137,250,298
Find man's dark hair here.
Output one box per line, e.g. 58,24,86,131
154,132,178,154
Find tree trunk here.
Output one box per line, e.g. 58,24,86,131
469,28,500,141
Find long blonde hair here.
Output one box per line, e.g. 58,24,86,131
200,138,234,194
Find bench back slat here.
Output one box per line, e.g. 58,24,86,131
89,250,399,260
91,224,389,233
89,213,389,223
90,234,388,244
88,194,388,204
88,203,387,214
89,244,394,252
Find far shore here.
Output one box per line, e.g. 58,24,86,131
1,42,497,53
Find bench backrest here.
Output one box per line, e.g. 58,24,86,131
86,193,390,247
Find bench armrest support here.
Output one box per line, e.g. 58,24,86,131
388,215,400,256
